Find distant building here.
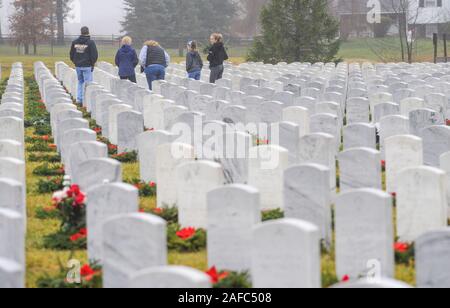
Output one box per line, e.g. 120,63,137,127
336,0,398,39
336,0,450,38
413,0,450,37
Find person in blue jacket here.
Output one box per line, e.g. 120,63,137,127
115,36,139,83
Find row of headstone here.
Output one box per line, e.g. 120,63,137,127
52,59,450,288
52,62,223,289
160,62,450,287
103,59,449,237
0,63,26,288
147,139,447,287
55,63,146,156
97,191,448,288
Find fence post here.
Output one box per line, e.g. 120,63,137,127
444,34,448,63
433,33,438,64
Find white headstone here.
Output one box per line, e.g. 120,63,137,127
156,143,195,208
102,213,167,288
87,183,139,263
335,189,394,279
207,184,261,272
248,144,289,210
385,135,423,194
251,219,321,288
397,166,447,242
176,160,224,229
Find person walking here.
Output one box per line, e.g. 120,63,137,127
207,33,228,84
115,36,139,83
186,41,203,81
70,26,98,105
139,40,170,90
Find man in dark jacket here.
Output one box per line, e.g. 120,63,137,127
115,36,139,83
207,33,229,84
70,26,98,105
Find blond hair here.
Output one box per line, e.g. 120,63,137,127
145,40,160,47
121,36,132,46
211,33,223,43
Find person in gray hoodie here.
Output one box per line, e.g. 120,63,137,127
186,41,203,80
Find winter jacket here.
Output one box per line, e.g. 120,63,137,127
186,51,204,73
139,46,170,70
146,46,167,67
207,42,229,68
70,35,98,68
115,45,139,77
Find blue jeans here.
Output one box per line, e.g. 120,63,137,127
188,70,201,81
145,65,166,91
76,67,93,104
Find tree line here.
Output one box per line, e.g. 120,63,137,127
7,0,72,54
5,0,341,63
121,0,235,55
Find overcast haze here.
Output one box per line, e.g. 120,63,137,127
1,0,126,36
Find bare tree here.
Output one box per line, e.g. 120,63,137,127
0,0,3,44
389,0,417,63
231,0,269,37
9,0,53,55
55,0,72,45
365,0,442,63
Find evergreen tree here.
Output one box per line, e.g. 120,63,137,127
0,0,3,44
121,0,171,45
197,0,236,36
121,0,236,49
248,0,340,64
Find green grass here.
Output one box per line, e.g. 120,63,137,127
0,43,247,79
338,37,438,63
0,37,444,79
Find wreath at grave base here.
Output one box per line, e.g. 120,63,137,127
34,122,52,136
394,241,415,265
27,141,57,153
35,205,60,220
33,163,65,177
26,135,54,144
141,207,178,224
206,267,252,289
78,106,91,119
111,151,138,163
42,185,88,250
28,153,61,163
262,208,284,222
126,179,157,197
36,176,64,194
43,230,87,250
97,136,119,155
37,259,102,289
167,223,207,253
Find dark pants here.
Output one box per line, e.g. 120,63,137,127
188,70,201,81
210,65,224,84
120,75,137,83
145,65,166,90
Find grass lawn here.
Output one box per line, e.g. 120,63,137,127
337,37,439,63
0,37,444,78
1,38,420,288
